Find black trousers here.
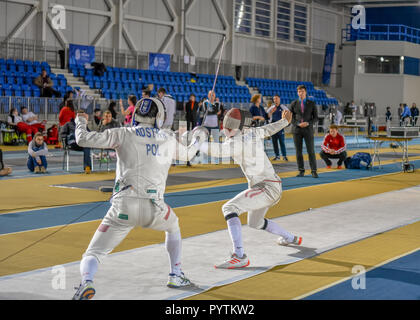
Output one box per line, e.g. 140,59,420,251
186,115,196,131
293,128,317,173
320,150,347,166
41,87,61,98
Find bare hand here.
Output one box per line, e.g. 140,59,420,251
282,110,292,124
37,160,42,165
299,122,309,128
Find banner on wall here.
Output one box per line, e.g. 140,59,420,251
322,43,336,85
69,44,95,66
149,53,171,72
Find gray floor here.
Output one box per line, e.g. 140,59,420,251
1,185,419,300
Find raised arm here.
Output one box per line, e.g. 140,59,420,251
260,110,292,138
75,114,124,149
261,118,289,138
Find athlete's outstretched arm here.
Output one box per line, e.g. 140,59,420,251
75,114,125,149
261,110,292,138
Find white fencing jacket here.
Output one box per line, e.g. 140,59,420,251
200,119,289,187
75,116,198,200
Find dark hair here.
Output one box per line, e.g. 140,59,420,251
66,99,75,111
108,101,117,118
158,87,166,94
297,85,307,91
9,108,17,123
9,107,16,116
128,95,137,106
273,94,281,99
63,91,73,102
142,89,151,97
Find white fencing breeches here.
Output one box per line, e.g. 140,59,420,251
222,180,282,229
83,197,179,263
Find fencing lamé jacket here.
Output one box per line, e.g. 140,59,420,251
75,116,197,201
200,119,289,187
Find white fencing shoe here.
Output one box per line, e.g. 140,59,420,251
167,273,193,288
214,253,250,269
277,236,302,246
72,281,96,300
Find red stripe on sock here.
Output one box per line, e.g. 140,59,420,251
164,205,171,221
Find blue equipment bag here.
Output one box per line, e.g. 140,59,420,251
344,152,372,170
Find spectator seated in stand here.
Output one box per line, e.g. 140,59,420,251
7,107,33,143
60,118,92,174
27,132,49,174
320,124,347,169
0,148,12,177
34,69,61,98
21,106,47,137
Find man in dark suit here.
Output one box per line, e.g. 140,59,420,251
185,94,199,131
290,85,319,178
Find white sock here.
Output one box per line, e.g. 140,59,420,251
265,220,294,242
165,231,182,276
227,217,244,258
80,256,98,284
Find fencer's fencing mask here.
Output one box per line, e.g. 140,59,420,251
132,98,166,128
223,108,254,137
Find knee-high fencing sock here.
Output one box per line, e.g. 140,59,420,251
165,231,182,276
80,255,99,284
264,219,294,242
225,214,244,259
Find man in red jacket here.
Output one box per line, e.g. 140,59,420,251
320,124,347,169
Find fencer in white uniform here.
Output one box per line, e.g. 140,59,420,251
72,98,205,300
197,108,302,269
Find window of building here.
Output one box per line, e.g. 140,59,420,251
277,1,291,41
235,0,253,34
359,56,401,74
294,3,307,43
255,0,272,37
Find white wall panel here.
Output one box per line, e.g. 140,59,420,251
0,0,345,74
312,8,337,45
